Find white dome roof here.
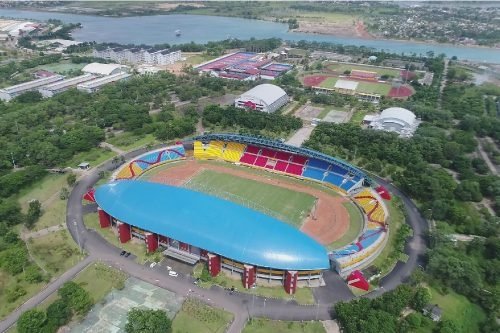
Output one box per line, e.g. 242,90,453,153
240,84,287,106
380,107,416,126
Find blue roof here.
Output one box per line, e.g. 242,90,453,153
95,181,330,271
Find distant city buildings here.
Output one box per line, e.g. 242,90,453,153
93,47,182,66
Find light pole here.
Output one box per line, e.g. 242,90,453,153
74,220,82,254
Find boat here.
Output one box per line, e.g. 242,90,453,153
175,29,181,37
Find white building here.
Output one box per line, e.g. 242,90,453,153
235,84,289,113
76,72,131,93
0,75,64,101
38,74,96,98
367,107,421,138
93,47,182,66
81,63,128,76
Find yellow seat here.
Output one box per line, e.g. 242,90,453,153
222,142,246,162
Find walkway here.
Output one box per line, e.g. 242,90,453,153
21,224,66,240
100,142,125,155
0,143,428,333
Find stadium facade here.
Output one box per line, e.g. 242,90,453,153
91,134,391,294
234,84,289,113
367,107,421,138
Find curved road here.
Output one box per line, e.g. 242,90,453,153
0,144,428,333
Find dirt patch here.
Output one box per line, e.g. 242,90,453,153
295,104,323,121
302,75,329,87
148,160,350,245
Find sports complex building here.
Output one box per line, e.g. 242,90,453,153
234,84,289,113
90,134,391,294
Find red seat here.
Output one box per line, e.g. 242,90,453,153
286,163,304,176
275,151,292,161
261,148,276,158
291,155,307,165
240,153,257,165
255,156,268,167
275,161,288,172
245,145,260,154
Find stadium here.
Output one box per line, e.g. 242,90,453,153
234,84,289,113
91,134,391,294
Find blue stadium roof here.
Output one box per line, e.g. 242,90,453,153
95,180,330,271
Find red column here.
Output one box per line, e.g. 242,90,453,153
207,253,221,277
158,235,169,246
98,207,111,228
243,265,256,289
145,232,158,253
200,249,208,260
179,242,189,252
284,270,298,295
117,222,131,243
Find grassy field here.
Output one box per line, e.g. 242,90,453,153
172,298,233,333
192,264,315,305
356,81,391,95
35,62,87,74
74,262,128,302
107,132,158,152
371,195,405,274
65,147,117,168
428,286,486,333
350,109,369,124
326,63,400,77
319,77,338,89
243,318,325,333
292,11,356,25
185,53,218,66
83,213,148,263
0,270,46,320
16,174,66,212
327,202,363,249
28,230,82,276
184,169,316,228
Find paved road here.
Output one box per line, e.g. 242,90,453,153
0,143,428,333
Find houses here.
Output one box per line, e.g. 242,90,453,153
93,47,182,66
423,304,442,322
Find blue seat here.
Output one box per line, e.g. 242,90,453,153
303,168,326,182
324,173,344,187
307,158,330,170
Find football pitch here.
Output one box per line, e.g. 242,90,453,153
184,169,316,228
356,81,392,95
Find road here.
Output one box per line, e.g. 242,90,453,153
0,143,428,333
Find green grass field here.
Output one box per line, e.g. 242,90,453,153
0,270,46,320
319,77,338,89
65,147,117,168
428,286,486,332
326,63,400,77
35,62,87,74
356,81,392,95
106,132,158,152
83,213,148,264
172,298,233,333
184,169,316,228
16,174,66,212
28,230,82,276
243,318,325,333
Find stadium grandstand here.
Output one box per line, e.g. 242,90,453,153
93,135,391,293
234,84,289,113
195,52,292,81
365,107,421,138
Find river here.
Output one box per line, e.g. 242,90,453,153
1,9,500,64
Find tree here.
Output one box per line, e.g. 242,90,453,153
412,287,431,311
24,265,43,283
46,299,71,328
58,281,93,314
66,173,77,187
125,308,172,333
60,187,69,200
17,309,46,333
25,199,42,229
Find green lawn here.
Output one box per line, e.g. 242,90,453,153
319,77,338,89
35,62,87,74
184,169,316,227
28,230,82,276
16,174,67,212
0,270,46,320
327,202,363,250
243,318,325,333
172,298,233,333
74,262,128,302
186,53,218,66
192,264,315,305
356,81,391,95
65,147,117,168
326,63,400,77
428,286,486,333
294,11,356,25
83,213,148,264
32,199,67,231
107,132,158,152
350,109,369,124
371,195,405,275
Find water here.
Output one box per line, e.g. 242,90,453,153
1,9,500,63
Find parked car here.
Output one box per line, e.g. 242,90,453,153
124,252,131,257
120,250,126,256
168,271,178,277
150,262,157,268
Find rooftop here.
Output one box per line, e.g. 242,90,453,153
95,181,330,271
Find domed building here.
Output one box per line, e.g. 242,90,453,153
235,84,289,113
365,107,421,138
